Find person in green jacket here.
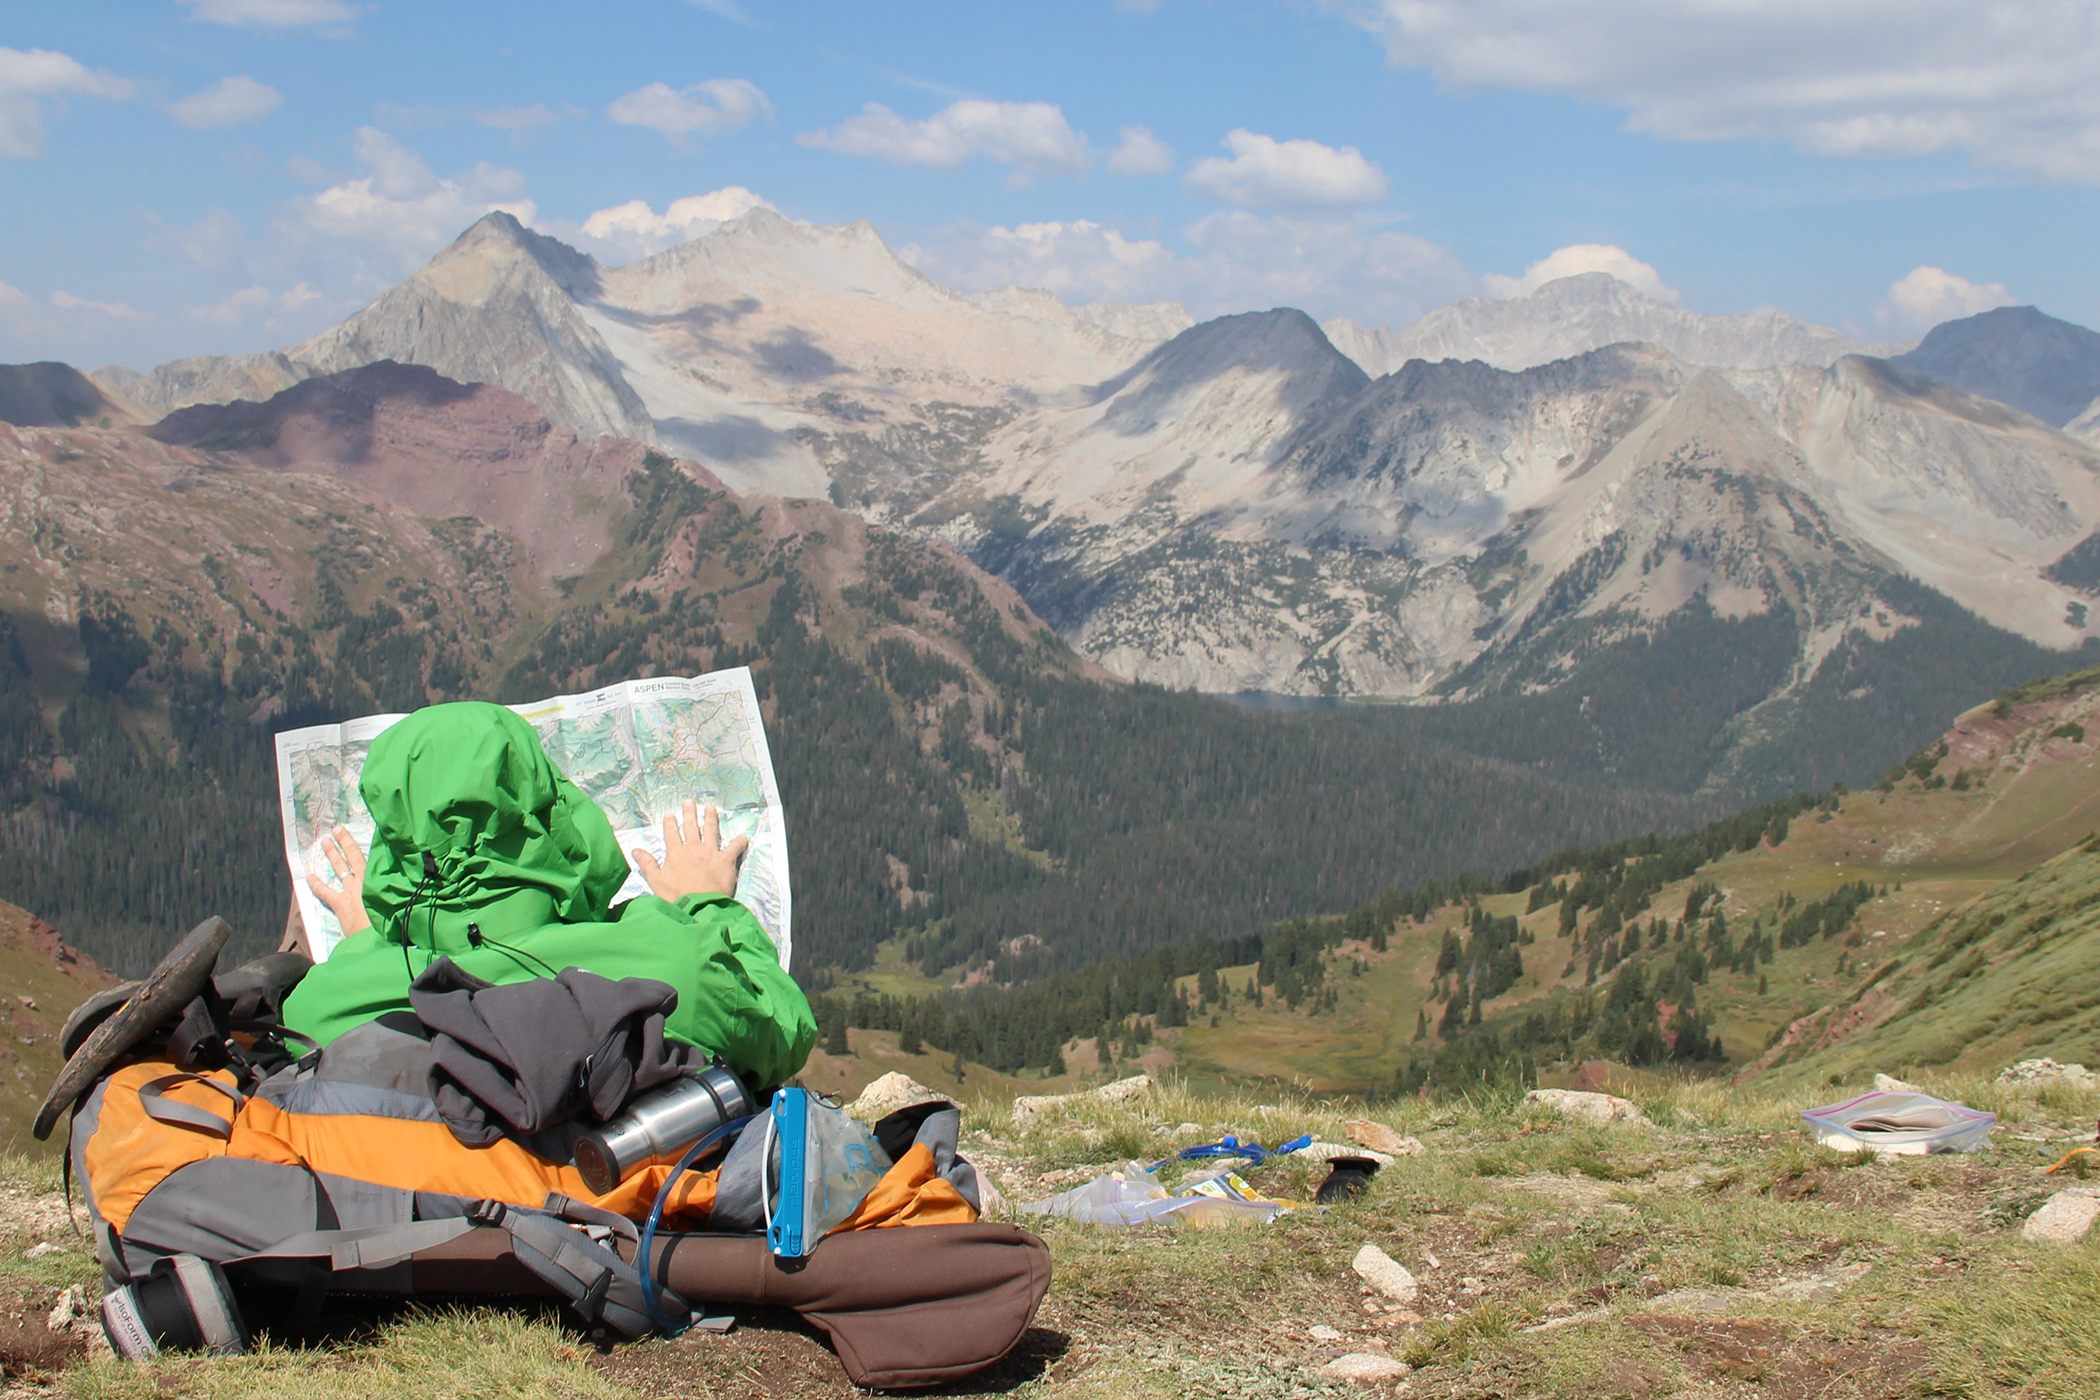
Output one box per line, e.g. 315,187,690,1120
282,702,815,1090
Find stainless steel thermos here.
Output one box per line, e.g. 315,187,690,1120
572,1065,752,1195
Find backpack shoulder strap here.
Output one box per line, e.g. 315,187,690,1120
470,1200,690,1339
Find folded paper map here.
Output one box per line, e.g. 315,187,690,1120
273,669,790,966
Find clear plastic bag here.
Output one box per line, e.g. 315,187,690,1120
765,1089,891,1255
1021,1162,1295,1228
1800,1090,1996,1155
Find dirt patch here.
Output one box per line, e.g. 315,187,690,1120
0,1282,81,1379
1627,1314,1928,1398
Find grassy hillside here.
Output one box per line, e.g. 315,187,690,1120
0,899,115,1155
851,662,2100,1097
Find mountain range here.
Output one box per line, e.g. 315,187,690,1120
75,213,2100,723
0,360,1723,981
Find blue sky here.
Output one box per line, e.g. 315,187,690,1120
3,0,2097,370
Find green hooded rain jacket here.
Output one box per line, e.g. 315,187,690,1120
280,702,815,1089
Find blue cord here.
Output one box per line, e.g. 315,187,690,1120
636,1113,755,1335
1149,1132,1316,1173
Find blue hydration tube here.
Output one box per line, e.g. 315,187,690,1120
637,1113,755,1335
1150,1132,1314,1173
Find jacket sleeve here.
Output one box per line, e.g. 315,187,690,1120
612,893,817,1090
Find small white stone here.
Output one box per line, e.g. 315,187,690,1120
1316,1353,1413,1383
1309,1324,1345,1341
1873,1073,1923,1094
1344,1120,1425,1157
25,1241,64,1258
1998,1059,2100,1090
846,1072,943,1121
1352,1244,1420,1303
1522,1088,1653,1128
2023,1188,2100,1243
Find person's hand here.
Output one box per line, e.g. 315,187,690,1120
307,825,372,935
634,800,749,902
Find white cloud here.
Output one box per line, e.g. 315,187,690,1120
904,211,1468,326
1877,265,2014,331
1177,211,1468,321
1183,129,1389,208
0,47,134,159
1346,0,2100,184
903,220,1176,302
1482,243,1678,302
51,289,142,319
187,285,273,325
180,0,359,27
1106,125,1175,176
170,75,282,130
287,127,535,272
798,100,1094,178
683,0,754,21
561,186,775,261
606,79,770,141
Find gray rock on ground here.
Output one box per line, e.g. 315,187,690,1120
1522,1088,1654,1128
1352,1244,1419,1303
1344,1119,1425,1157
846,1072,944,1121
1011,1073,1152,1120
1998,1059,2100,1090
2022,1187,2100,1243
1316,1353,1413,1383
1649,1261,1873,1315
1873,1073,1924,1093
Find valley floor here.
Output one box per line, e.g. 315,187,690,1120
6,1073,2099,1399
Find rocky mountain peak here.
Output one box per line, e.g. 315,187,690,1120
1327,274,1902,378
432,210,604,299
0,362,143,428
612,205,949,311
1103,308,1367,416
1893,305,2100,428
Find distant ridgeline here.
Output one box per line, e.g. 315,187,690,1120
808,787,1841,1084
0,433,2076,988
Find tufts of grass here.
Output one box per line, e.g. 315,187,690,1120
63,1308,634,1400
1924,1246,2100,1396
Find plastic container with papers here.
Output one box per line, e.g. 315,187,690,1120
1800,1090,1996,1155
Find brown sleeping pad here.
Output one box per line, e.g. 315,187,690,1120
395,1221,1052,1390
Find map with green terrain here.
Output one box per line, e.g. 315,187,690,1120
274,670,790,964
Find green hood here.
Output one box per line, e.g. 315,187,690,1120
359,702,632,946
